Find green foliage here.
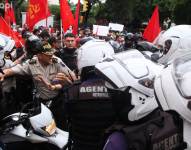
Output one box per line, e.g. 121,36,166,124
93,0,190,31
49,4,62,28
174,0,191,24
15,0,28,25
49,5,60,20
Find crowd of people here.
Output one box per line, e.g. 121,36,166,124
0,23,188,150
0,24,137,149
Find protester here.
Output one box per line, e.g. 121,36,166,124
48,36,61,54
55,33,78,76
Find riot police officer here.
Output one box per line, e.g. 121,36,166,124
66,40,116,150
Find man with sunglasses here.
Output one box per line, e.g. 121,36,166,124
0,39,76,130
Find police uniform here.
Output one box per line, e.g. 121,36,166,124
10,55,72,129
66,72,116,150
2,59,16,94
11,56,71,100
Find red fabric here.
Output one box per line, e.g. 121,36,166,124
12,31,25,47
60,0,75,32
143,5,161,42
73,0,80,35
0,16,12,36
0,17,24,47
26,0,51,31
4,0,16,25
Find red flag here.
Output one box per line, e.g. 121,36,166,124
73,0,80,35
143,5,161,42
60,0,75,32
0,16,12,36
12,31,25,47
4,0,16,25
26,0,51,31
0,17,24,47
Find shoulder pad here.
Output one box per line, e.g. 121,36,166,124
52,58,58,63
29,59,37,64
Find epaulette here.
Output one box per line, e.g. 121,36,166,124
29,59,37,64
52,57,58,63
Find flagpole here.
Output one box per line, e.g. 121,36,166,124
73,0,80,35
46,0,48,28
11,2,16,29
60,20,63,48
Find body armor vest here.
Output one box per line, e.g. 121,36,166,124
104,110,186,150
67,78,116,150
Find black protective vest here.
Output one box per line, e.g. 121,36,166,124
104,110,186,150
56,49,77,72
66,78,116,150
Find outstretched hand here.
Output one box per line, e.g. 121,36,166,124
0,74,4,82
53,73,73,85
34,75,63,90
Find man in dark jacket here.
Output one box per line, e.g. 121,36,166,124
55,33,78,75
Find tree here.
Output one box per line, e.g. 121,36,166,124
49,4,60,27
174,0,191,24
94,0,187,32
95,0,143,31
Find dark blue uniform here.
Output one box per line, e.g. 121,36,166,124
66,72,116,150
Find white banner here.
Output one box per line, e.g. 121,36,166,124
109,23,124,32
93,25,109,36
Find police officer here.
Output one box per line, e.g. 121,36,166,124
0,40,76,129
66,40,116,150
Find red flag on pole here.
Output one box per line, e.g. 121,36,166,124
26,0,51,31
4,0,16,25
0,16,12,36
0,17,24,47
60,0,75,32
73,0,81,35
143,5,161,42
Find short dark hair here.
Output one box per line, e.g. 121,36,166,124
64,33,75,39
48,36,57,45
39,30,50,39
33,29,40,35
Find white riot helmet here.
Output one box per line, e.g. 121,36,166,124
4,39,15,52
0,36,7,59
95,50,163,122
154,53,191,147
0,34,15,60
154,25,191,65
77,39,115,73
